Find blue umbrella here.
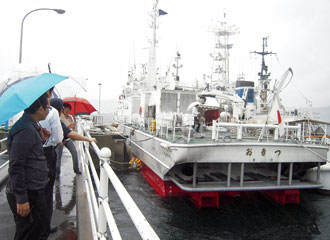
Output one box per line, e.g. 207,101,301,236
0,73,68,125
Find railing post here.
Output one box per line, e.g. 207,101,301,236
302,122,305,143
297,124,301,142
173,115,176,142
237,125,242,140
97,147,112,239
188,126,191,143
274,128,279,141
212,120,216,141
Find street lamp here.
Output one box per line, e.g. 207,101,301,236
98,83,102,113
19,8,65,63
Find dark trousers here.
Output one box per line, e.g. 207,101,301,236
56,140,79,175
44,146,57,221
193,116,200,132
6,187,50,240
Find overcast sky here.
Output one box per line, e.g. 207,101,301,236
1,0,329,112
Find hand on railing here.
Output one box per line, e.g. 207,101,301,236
88,138,97,144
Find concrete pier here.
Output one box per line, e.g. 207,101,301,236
0,129,129,239
0,148,83,239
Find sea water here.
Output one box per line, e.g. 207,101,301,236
99,112,330,239
110,170,330,240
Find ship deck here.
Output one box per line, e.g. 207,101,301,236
128,124,309,145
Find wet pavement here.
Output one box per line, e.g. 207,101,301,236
0,148,78,240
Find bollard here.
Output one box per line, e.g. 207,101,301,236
97,147,111,239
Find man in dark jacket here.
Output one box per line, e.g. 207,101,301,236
6,93,51,240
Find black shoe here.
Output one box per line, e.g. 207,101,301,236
75,170,82,175
50,225,58,234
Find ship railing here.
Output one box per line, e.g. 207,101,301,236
152,113,194,142
76,120,160,240
0,137,7,156
211,120,301,142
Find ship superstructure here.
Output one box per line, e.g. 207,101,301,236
115,1,329,208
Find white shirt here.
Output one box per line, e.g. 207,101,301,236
192,106,199,117
60,114,74,128
39,107,63,147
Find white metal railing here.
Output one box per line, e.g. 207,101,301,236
0,137,8,156
130,113,195,143
76,120,160,240
0,137,9,184
124,115,324,145
211,120,301,142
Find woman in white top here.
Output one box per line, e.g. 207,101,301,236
56,103,81,176
192,104,200,132
60,104,75,129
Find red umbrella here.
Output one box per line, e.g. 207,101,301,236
63,96,97,115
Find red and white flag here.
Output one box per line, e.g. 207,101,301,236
269,95,285,136
276,108,285,136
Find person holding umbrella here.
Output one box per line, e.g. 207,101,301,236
6,93,52,239
56,103,80,176
50,98,97,174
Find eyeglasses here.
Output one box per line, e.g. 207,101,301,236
44,106,52,110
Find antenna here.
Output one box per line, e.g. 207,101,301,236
209,10,239,90
251,37,277,112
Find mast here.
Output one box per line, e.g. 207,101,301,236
173,51,183,82
146,0,159,91
210,12,238,90
251,37,276,111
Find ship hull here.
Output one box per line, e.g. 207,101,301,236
304,151,330,191
120,124,327,194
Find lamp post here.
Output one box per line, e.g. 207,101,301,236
19,8,65,63
98,83,102,113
